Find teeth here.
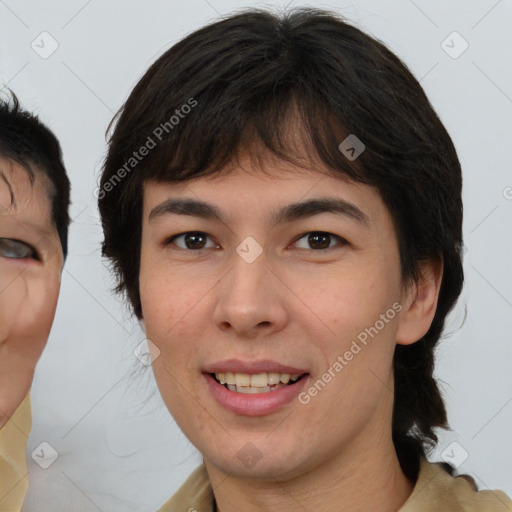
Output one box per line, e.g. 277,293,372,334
227,383,286,394
237,385,271,394
235,373,251,387
268,372,280,385
250,373,268,387
215,371,303,388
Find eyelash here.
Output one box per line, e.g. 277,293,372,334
0,238,40,261
163,231,348,252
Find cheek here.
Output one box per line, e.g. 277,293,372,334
0,265,28,341
0,265,61,357
295,267,400,409
141,270,191,333
139,260,217,421
288,262,399,339
139,240,223,329
139,259,209,363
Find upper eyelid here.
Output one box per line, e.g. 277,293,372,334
291,231,346,242
0,237,33,247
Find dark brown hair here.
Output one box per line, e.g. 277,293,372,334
98,8,463,479
0,90,71,257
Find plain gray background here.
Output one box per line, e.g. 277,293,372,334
1,0,511,510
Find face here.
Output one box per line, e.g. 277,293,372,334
139,155,418,481
0,158,63,421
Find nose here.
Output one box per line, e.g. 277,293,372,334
212,249,288,339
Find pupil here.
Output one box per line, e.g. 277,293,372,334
309,232,330,249
186,232,205,249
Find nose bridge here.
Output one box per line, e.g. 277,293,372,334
226,245,270,307
213,242,287,335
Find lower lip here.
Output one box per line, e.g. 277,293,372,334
204,373,309,416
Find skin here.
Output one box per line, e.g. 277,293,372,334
0,158,63,429
139,153,442,512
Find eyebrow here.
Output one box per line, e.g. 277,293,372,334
149,197,369,227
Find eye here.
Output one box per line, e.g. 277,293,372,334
0,238,39,260
292,231,347,250
165,231,219,250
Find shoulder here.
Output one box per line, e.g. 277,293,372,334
157,463,214,512
399,457,512,512
0,394,32,511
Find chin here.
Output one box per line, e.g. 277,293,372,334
204,442,308,481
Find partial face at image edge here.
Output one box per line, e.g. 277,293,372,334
0,158,64,426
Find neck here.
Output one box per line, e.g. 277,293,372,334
205,436,415,512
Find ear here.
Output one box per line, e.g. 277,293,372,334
395,257,443,346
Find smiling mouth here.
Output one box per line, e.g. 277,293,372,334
211,371,308,394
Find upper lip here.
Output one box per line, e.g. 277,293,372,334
203,359,308,375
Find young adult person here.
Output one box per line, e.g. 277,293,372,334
0,91,70,511
98,8,512,512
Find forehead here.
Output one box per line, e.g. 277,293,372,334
0,157,54,228
148,151,352,196
142,154,391,229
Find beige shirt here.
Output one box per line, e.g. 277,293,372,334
0,394,31,512
158,457,512,512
